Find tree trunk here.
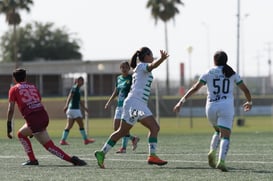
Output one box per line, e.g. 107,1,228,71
13,24,18,68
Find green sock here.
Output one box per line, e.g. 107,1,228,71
79,128,87,140
121,135,130,149
61,129,69,140
102,139,116,154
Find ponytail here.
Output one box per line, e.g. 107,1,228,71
222,64,235,78
130,51,139,69
130,47,152,68
214,50,235,78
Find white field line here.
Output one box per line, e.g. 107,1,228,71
1,153,272,158
1,153,273,164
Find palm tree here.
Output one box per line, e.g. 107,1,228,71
147,0,184,95
0,0,33,68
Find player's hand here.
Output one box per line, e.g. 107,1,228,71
104,103,109,110
63,106,68,113
160,50,169,60
7,121,12,139
243,101,252,112
173,103,182,113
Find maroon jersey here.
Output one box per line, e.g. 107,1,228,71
8,82,44,117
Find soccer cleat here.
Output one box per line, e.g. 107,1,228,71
94,151,105,169
216,160,228,172
208,150,216,168
116,148,126,154
84,138,95,145
22,159,39,166
147,155,168,166
71,156,87,166
132,136,140,151
60,140,69,145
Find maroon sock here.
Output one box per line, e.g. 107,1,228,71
43,140,72,163
18,132,36,161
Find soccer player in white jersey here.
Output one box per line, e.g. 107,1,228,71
104,61,140,153
173,50,252,172
95,47,169,168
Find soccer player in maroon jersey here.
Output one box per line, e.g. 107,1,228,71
7,68,87,166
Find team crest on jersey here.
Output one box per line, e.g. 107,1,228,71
128,109,145,123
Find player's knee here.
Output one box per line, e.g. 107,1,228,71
220,129,231,138
151,124,160,134
17,131,25,138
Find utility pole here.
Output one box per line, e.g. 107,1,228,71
164,23,170,95
266,42,272,92
235,0,241,117
187,46,193,128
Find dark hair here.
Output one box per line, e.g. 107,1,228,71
130,47,152,68
13,68,26,82
74,76,84,84
120,61,130,68
214,51,235,78
77,76,84,81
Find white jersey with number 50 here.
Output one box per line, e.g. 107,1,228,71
200,66,243,104
126,63,153,104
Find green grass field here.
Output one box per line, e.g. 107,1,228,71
1,116,273,181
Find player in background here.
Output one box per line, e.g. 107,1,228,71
59,76,95,145
7,68,86,166
104,61,140,153
95,47,169,168
173,50,252,172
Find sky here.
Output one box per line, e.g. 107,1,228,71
0,0,273,82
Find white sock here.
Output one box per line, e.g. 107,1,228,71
219,138,230,161
210,132,220,151
149,142,157,155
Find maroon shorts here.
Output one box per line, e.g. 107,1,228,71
25,109,49,133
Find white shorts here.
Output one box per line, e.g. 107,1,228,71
121,98,152,125
206,102,234,130
66,109,83,119
114,107,123,120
